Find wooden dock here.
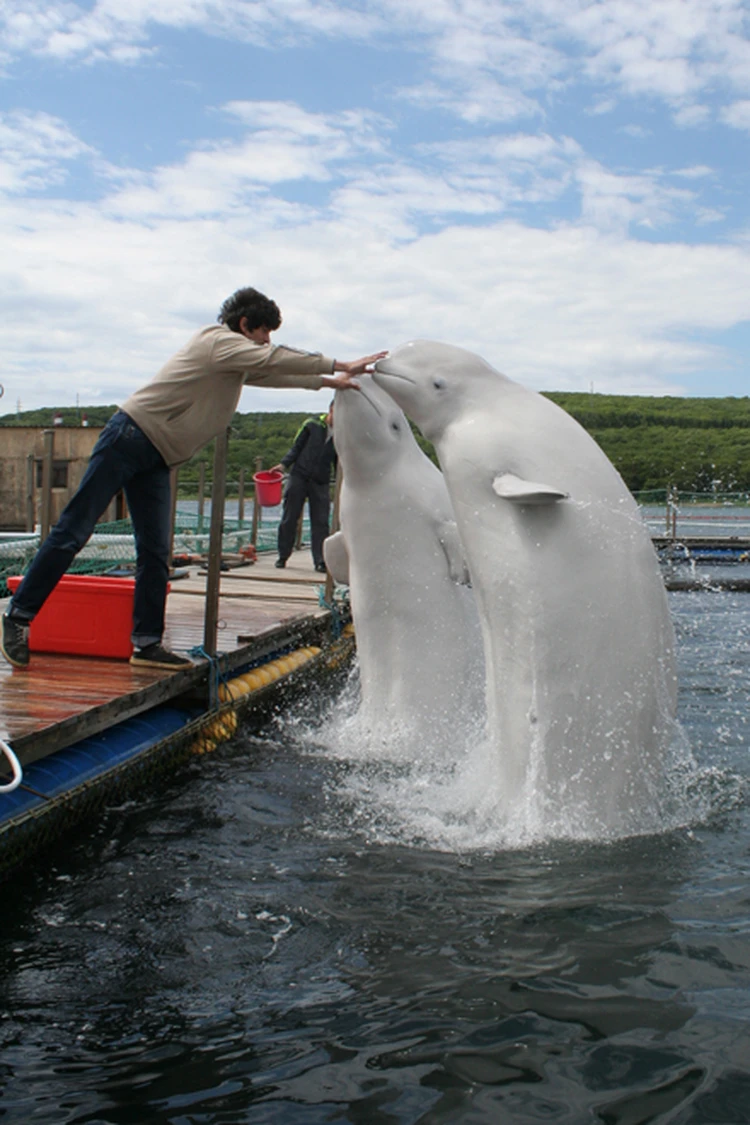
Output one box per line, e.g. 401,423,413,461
0,549,356,878
0,551,338,766
4,530,750,768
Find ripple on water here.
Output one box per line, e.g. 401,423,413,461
1,592,750,1122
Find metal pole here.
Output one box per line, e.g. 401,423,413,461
25,453,35,532
203,427,230,660
250,456,263,546
168,468,179,565
40,429,55,542
197,462,206,534
237,467,246,526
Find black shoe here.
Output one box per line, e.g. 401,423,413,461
275,559,286,569
129,643,193,670
314,562,327,573
1,614,30,668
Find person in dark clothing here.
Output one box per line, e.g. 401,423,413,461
271,403,336,572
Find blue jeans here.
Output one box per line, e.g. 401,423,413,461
8,411,172,648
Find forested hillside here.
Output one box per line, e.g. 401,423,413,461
4,394,750,494
546,393,750,492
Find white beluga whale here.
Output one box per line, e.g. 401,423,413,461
373,341,679,837
324,375,485,758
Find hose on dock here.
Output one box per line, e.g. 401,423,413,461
0,739,22,793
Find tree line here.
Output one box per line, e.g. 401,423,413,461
4,394,750,494
545,393,750,493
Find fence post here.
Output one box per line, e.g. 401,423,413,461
250,456,263,546
203,427,230,666
238,467,246,526
197,462,206,534
40,429,55,542
25,453,35,532
169,468,179,565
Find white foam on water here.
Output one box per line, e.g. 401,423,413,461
288,668,719,852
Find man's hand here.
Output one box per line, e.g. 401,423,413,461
322,371,359,390
337,351,388,376
325,350,388,388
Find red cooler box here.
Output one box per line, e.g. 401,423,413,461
6,575,137,659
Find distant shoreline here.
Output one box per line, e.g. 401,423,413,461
4,394,750,494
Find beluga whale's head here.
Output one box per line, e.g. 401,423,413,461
333,374,420,481
373,340,503,441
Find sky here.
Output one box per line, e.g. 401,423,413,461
1,0,750,415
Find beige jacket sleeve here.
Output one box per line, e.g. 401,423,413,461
211,331,335,387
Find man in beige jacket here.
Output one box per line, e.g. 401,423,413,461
1,286,384,670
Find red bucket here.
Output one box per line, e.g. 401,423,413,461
253,470,283,507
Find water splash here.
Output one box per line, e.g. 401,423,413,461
285,667,722,851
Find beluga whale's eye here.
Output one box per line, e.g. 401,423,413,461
391,419,401,432
433,377,446,390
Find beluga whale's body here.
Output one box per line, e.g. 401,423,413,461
324,375,485,758
373,341,678,837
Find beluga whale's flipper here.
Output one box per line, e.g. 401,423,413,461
436,519,471,585
492,473,569,505
323,530,350,586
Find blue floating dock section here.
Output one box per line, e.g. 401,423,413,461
0,706,197,864
0,623,356,879
690,547,749,560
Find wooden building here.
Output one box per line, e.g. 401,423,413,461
0,425,124,531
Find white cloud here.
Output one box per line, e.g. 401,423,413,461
672,165,713,179
0,0,380,65
80,104,709,240
3,0,750,126
1,95,745,412
720,99,750,130
695,206,726,225
587,98,618,116
574,158,698,233
0,110,93,192
2,164,750,414
567,0,750,104
672,103,711,127
1,1,749,412
100,102,388,219
620,123,651,138
396,76,543,125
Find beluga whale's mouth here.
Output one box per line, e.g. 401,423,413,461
373,358,416,385
352,381,383,418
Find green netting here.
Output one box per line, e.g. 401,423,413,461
8,491,749,599
634,490,750,505
0,505,312,598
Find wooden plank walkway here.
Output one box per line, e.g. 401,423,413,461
7,526,747,769
0,552,334,765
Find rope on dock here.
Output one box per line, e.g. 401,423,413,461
187,644,232,709
317,585,345,638
0,739,22,794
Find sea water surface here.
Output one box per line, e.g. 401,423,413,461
1,588,750,1124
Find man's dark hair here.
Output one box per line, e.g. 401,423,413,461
218,287,282,333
